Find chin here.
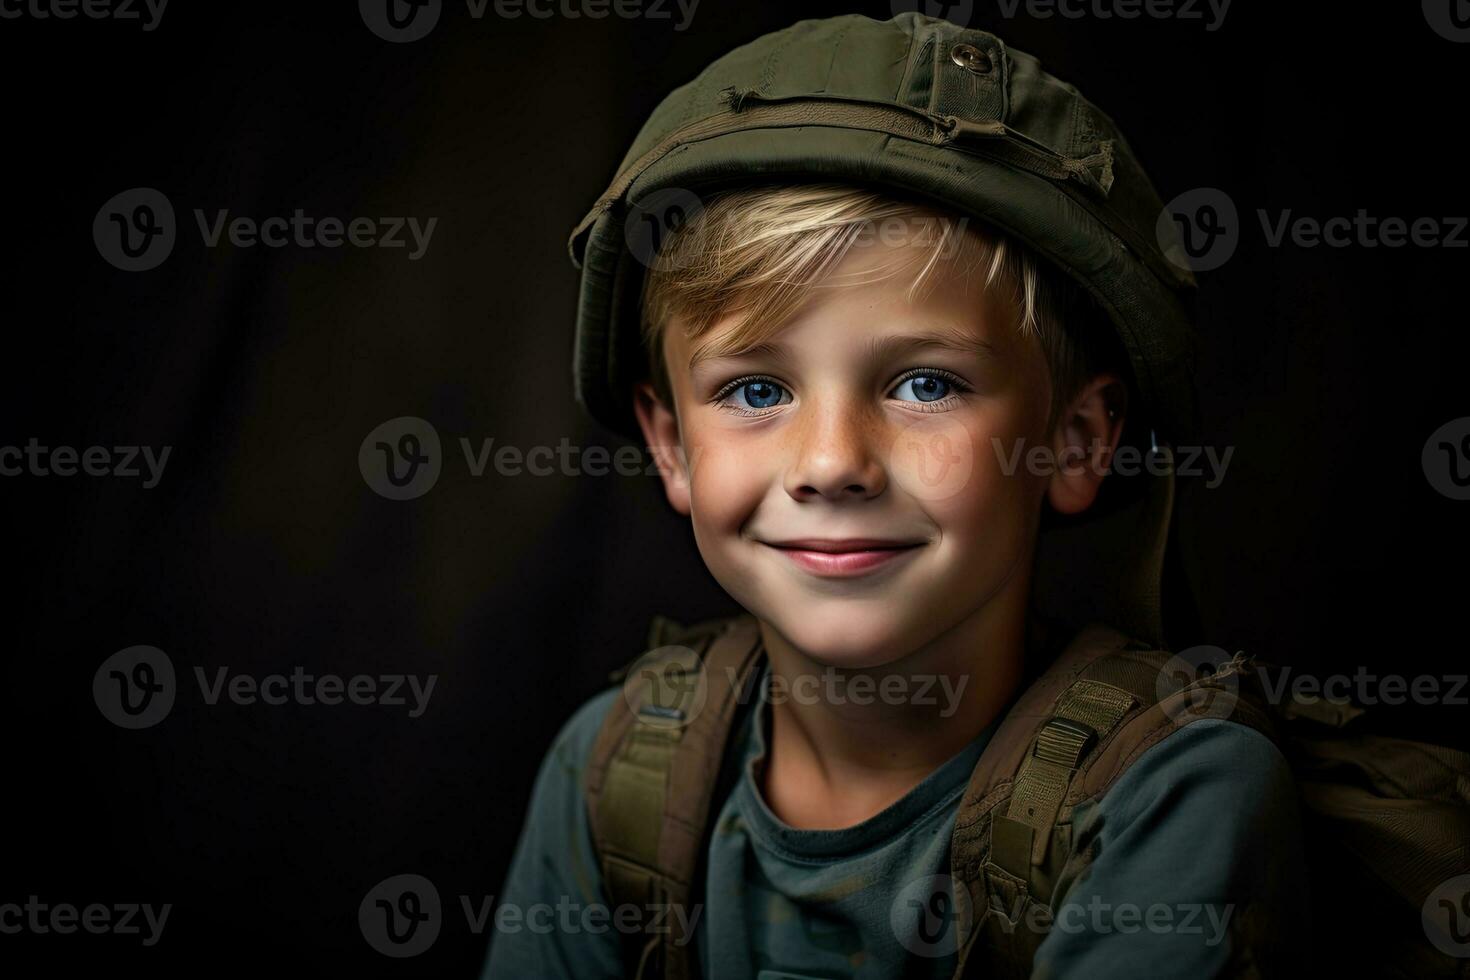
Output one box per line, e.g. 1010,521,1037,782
763,598,930,670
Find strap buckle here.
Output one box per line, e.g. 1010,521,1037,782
1033,717,1099,769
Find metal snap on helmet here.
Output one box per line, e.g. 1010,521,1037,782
565,12,1203,646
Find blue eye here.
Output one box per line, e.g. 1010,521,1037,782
728,379,789,410
894,375,952,403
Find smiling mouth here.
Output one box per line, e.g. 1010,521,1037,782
761,539,925,578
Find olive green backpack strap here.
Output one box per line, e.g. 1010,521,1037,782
583,612,765,980
948,624,1279,979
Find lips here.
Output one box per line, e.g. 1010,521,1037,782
762,538,925,578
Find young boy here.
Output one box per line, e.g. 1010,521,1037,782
485,13,1307,979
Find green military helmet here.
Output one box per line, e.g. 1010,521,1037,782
568,10,1199,448
566,11,1203,647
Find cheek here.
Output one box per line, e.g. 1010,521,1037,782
888,403,1042,506
887,411,979,504
888,403,1046,552
683,426,772,534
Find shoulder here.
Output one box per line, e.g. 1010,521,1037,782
541,609,760,788
1039,620,1293,818
1096,716,1296,821
1032,718,1309,976
495,683,626,914
535,683,623,791
484,684,627,979
1081,716,1306,903
503,683,624,862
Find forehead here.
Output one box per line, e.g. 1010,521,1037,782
672,232,1027,368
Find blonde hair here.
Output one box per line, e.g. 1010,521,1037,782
638,183,1115,433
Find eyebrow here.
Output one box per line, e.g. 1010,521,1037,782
687,339,789,372
687,329,996,371
864,330,998,363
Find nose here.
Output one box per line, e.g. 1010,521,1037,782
783,396,888,502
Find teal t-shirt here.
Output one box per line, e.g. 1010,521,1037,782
483,657,1309,979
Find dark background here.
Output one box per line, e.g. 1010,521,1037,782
2,1,1465,974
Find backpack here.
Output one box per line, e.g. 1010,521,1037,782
583,611,1470,979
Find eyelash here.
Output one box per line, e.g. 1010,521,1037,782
710,368,974,416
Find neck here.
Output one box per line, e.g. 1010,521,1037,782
755,556,1035,830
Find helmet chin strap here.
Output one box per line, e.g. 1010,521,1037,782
1030,431,1177,650
1114,435,1174,648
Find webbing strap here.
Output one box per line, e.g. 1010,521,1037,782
992,679,1136,877
598,642,711,980
600,727,681,883
603,644,708,865
590,615,767,980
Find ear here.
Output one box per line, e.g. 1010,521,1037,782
1046,373,1127,516
632,380,691,516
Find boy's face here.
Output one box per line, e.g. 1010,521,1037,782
634,232,1122,669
